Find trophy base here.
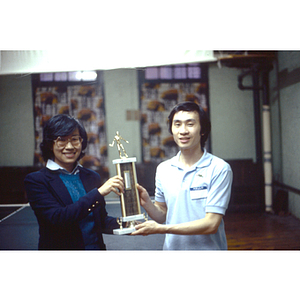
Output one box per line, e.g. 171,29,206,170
113,227,136,235
121,214,145,222
113,213,147,235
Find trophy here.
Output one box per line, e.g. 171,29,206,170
109,131,148,235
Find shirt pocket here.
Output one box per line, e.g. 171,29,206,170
190,186,208,200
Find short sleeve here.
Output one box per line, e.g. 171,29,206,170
206,164,233,215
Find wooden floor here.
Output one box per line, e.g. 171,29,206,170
2,206,300,250
224,211,300,250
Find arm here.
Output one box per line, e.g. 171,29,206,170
98,175,124,197
133,162,232,236
131,212,223,236
120,136,129,144
24,172,124,227
136,184,167,224
24,173,105,226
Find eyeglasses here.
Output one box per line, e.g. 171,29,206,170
54,136,83,148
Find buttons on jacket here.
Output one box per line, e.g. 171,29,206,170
88,200,100,212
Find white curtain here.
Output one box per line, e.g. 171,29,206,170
0,50,216,75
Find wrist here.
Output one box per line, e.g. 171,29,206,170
142,200,152,211
141,197,154,210
164,224,172,234
98,187,105,197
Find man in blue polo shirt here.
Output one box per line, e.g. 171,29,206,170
132,101,233,250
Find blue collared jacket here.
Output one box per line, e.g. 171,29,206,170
24,166,119,250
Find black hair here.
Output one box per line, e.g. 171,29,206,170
167,101,211,149
40,114,88,162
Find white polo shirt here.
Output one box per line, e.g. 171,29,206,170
155,150,233,250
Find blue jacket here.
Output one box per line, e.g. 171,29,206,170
24,167,119,250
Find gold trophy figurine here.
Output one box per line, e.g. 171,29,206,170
110,131,148,235
109,131,129,159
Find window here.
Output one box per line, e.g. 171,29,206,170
40,71,98,82
144,64,203,81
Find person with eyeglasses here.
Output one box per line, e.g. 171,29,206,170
24,114,124,250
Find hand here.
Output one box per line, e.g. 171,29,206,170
98,175,124,197
131,220,163,236
136,183,152,208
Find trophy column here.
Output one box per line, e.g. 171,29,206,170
110,131,147,235
113,158,146,234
